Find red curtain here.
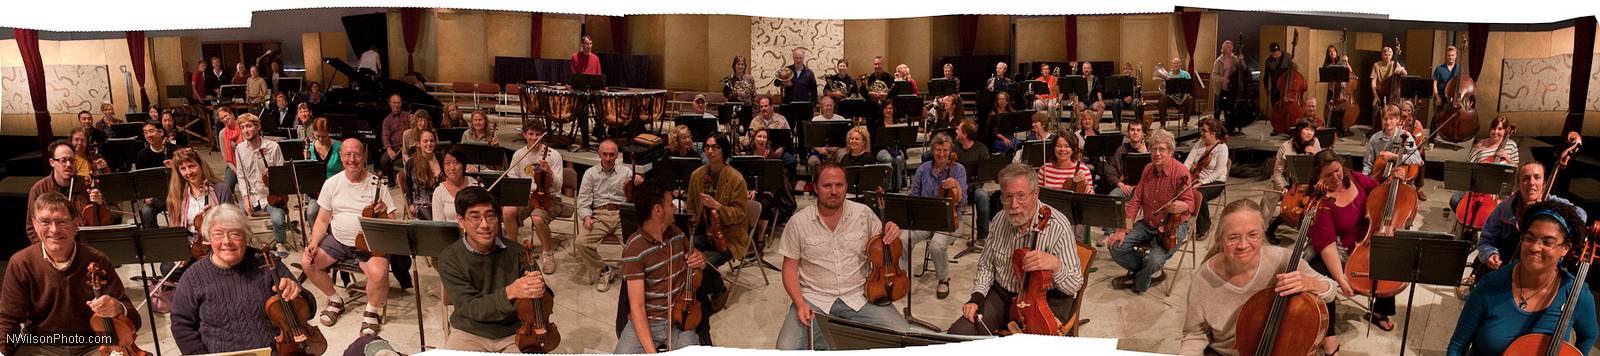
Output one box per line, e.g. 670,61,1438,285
531,12,544,58
124,31,149,110
959,15,979,56
1064,16,1078,62
400,8,423,73
610,16,628,53
14,29,53,154
1181,12,1202,73
1566,17,1596,133
1467,24,1488,80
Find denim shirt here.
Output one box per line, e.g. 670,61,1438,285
1478,195,1588,263
910,161,968,207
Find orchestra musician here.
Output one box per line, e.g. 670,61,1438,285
1179,199,1337,355
1303,149,1396,342
685,134,751,267
1264,42,1296,104
235,113,289,246
1185,118,1230,240
218,106,243,190
926,93,965,131
156,147,235,289
292,103,314,140
666,125,702,160
776,161,910,349
861,56,895,101
724,56,756,105
1433,46,1461,111
577,139,635,292
1038,131,1093,192
68,127,106,178
1472,162,1588,283
748,128,797,185
1448,117,1520,216
1099,120,1149,246
572,35,602,76
438,186,553,352
616,179,705,353
987,62,1013,93
826,59,856,100
1447,200,1597,356
781,48,818,104
1,192,141,356
806,97,850,186
1371,47,1408,107
952,119,994,245
380,94,412,182
1107,128,1194,295
994,111,1053,158
948,163,1083,335
747,128,800,232
262,92,293,131
169,203,315,354
1032,63,1060,111
302,138,401,336
750,95,791,133
400,129,441,220
304,117,345,222
442,103,465,129
1323,46,1352,130
96,102,121,136
232,62,249,85
462,111,500,146
994,91,1015,116
25,139,104,242
1075,62,1106,123
893,64,920,96
246,66,269,103
206,56,227,96
941,63,961,88
136,121,175,228
874,103,909,191
402,111,436,162
1265,118,1323,243
76,110,108,147
505,121,564,274
191,59,209,102
430,146,481,223
1363,104,1422,183
834,126,878,167
160,110,189,148
903,133,968,298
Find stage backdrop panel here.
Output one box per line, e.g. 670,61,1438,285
1498,54,1600,112
2,65,112,114
750,17,844,96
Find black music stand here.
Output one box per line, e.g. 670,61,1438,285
983,110,1037,145
450,143,511,168
839,98,879,120
717,103,753,131
1040,188,1127,229
360,218,462,351
814,312,989,350
872,125,918,153
1106,75,1137,100
81,225,190,356
102,137,143,171
803,121,851,153
1315,128,1337,148
437,127,466,144
1370,230,1473,356
876,192,956,331
572,74,606,150
1018,139,1054,167
927,78,958,98
1286,154,1316,185
274,77,303,94
96,167,170,227
1443,161,1516,233
110,122,146,138
269,160,328,247
1320,66,1351,83
731,157,786,192
123,113,152,124
844,164,893,194
675,115,718,142
779,102,813,130
953,156,1011,259
766,129,795,151
890,81,915,98
892,95,922,121
277,139,306,160
1083,134,1123,159
653,157,705,189
1120,153,1152,186
1023,80,1047,96
220,85,246,101
471,172,531,208
1060,76,1089,103
1399,76,1430,100
1161,78,1194,127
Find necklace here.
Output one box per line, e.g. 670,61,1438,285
1512,265,1558,310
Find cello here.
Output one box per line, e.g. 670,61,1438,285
864,187,910,305
1501,222,1600,356
1225,33,1262,133
1435,35,1479,144
1454,125,1517,228
261,243,328,355
1002,205,1067,336
85,263,148,356
1270,30,1308,135
1345,143,1422,300
1236,188,1331,356
515,239,560,353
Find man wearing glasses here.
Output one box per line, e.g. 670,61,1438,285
947,163,1082,335
437,186,551,352
2,192,139,355
685,134,750,268
26,140,105,242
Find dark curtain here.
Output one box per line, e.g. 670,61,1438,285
124,31,150,110
531,12,544,58
1467,24,1489,80
610,16,629,53
1182,12,1202,73
1568,17,1597,133
1064,15,1078,62
15,28,52,154
959,15,979,56
400,8,423,73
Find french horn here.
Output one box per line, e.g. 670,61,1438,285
775,66,795,85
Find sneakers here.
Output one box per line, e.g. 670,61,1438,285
538,252,556,275
595,267,616,292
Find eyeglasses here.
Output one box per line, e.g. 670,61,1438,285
1223,233,1262,246
464,213,501,225
1000,191,1035,204
209,230,248,241
35,218,75,229
50,157,73,164
1520,235,1564,249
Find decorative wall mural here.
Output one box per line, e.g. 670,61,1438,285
2,65,112,115
750,17,844,96
1498,54,1600,112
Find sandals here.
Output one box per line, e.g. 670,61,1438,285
936,280,951,299
1324,345,1340,356
360,311,383,336
1365,312,1396,331
318,298,345,327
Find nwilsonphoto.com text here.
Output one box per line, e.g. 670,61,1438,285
6,332,112,346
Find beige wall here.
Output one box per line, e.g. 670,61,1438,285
974,15,1012,56
0,38,157,136
302,32,351,89
844,19,887,80
1477,25,1600,136
706,16,753,92
1013,13,1219,87
151,36,200,107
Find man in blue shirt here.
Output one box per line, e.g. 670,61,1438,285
903,133,968,299
1432,46,1460,110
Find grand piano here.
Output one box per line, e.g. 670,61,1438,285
313,58,444,159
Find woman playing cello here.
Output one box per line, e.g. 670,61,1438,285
1447,201,1596,355
1303,149,1394,354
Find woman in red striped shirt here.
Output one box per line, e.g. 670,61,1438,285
1038,131,1093,192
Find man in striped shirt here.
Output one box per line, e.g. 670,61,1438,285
1107,128,1195,294
948,163,1082,335
616,180,706,353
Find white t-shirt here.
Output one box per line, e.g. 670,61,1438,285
507,145,564,195
234,139,284,208
430,179,482,223
317,171,400,246
357,50,381,72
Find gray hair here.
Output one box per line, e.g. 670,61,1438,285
998,163,1039,189
1147,128,1176,151
929,132,954,149
199,203,247,240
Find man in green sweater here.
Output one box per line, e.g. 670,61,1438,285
437,186,552,353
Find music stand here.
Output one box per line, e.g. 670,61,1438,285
1059,75,1089,102
268,161,328,197
653,157,705,189
276,139,306,160
1120,153,1152,186
803,121,851,152
1039,187,1127,229
766,129,795,151
97,167,170,227
1024,80,1047,96
111,122,147,138
983,110,1037,144
360,218,463,350
838,98,879,120
814,312,989,350
470,172,531,208
717,103,753,131
437,127,466,144
1443,161,1516,231
877,192,956,331
1083,134,1123,159
730,156,786,192
274,77,303,94
1399,76,1431,100
890,81,914,98
844,164,893,194
871,125,918,153
1285,154,1316,185
1018,139,1053,167
124,113,152,124
81,225,190,356
450,143,511,168
1369,230,1473,356
779,102,813,130
928,78,958,98
101,137,143,171
675,115,719,142
219,85,246,101
1320,66,1351,83
892,95,922,120
1105,75,1138,99
1315,128,1337,148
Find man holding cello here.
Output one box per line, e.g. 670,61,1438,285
1,192,140,355
775,162,908,350
948,163,1082,336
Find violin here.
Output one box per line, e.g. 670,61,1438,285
1003,206,1067,336
864,188,910,305
261,243,327,355
1236,191,1331,356
77,151,114,226
529,144,554,210
942,167,964,228
1153,141,1216,249
516,239,560,353
1455,127,1518,228
670,231,704,332
1502,222,1600,356
1270,30,1309,135
700,174,728,252
86,263,147,356
354,173,390,258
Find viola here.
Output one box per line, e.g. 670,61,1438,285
515,239,560,353
1154,141,1216,249
1003,206,1067,336
86,263,148,356
1455,128,1517,228
670,231,704,332
1236,192,1331,356
78,174,114,227
1277,184,1317,224
1060,163,1092,194
354,173,390,258
942,166,964,228
1270,30,1309,135
260,147,288,208
260,244,328,355
1502,222,1600,356
864,188,910,305
701,174,728,252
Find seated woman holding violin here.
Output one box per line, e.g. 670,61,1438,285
1302,149,1394,351
1180,199,1336,356
1038,131,1093,192
170,204,318,355
1448,200,1597,356
149,148,237,304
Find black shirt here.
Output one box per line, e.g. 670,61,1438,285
135,144,171,170
784,65,818,104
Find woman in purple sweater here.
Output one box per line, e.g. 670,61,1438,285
170,204,315,354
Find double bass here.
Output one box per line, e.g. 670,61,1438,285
1003,206,1067,336
1225,33,1263,132
1501,222,1600,356
1373,37,1406,125
1236,189,1331,356
864,188,910,305
516,239,560,353
1330,29,1361,131
261,243,328,355
1270,30,1309,135
1435,35,1479,144
86,263,148,356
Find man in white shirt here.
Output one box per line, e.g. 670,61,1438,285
776,162,908,350
575,139,635,292
356,45,382,75
805,96,849,184
303,138,399,337
234,114,287,245
505,121,564,274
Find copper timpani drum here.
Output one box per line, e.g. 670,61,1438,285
536,88,578,124
598,91,634,128
633,90,668,124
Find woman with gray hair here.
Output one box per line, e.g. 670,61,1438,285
170,203,317,354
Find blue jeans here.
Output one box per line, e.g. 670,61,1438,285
970,186,993,239
877,149,906,191
1101,187,1129,236
139,198,165,228
1109,221,1188,293
305,200,320,223
776,299,908,350
902,230,956,281
615,319,699,353
255,203,288,244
